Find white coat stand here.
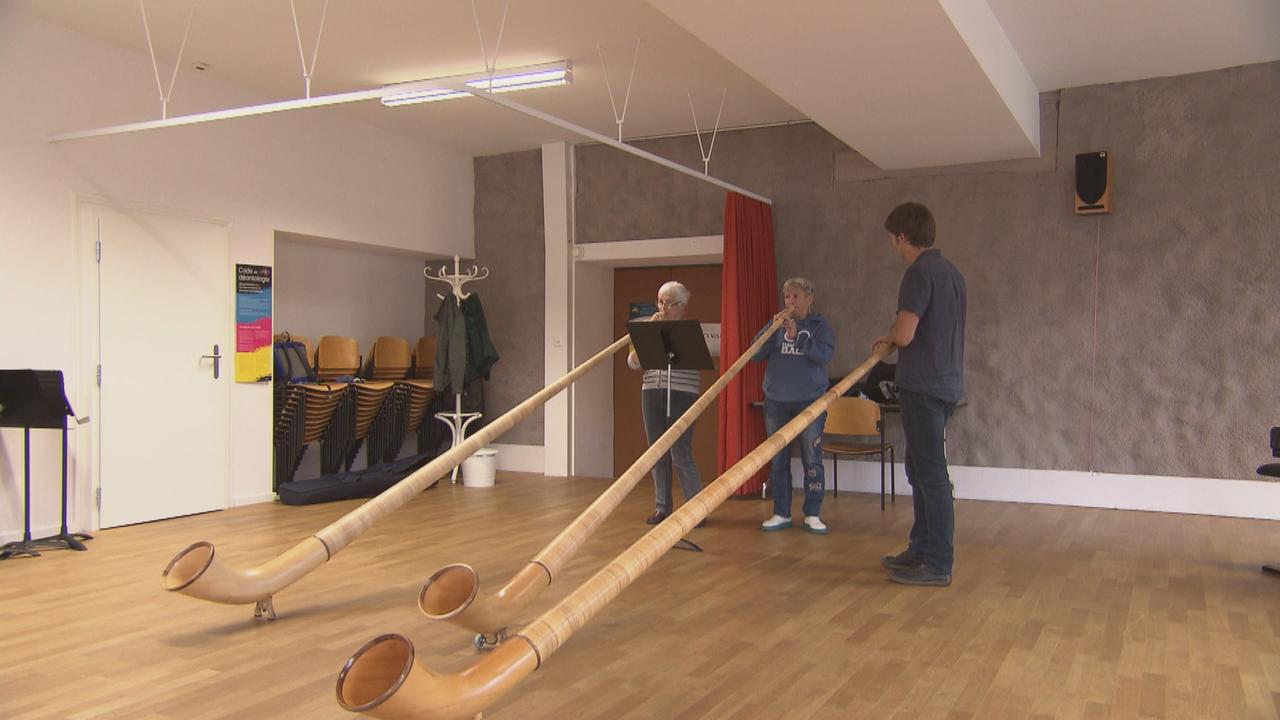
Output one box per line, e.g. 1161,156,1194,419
425,256,490,483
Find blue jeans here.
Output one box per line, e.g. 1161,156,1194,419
764,399,826,518
899,388,957,575
641,390,702,514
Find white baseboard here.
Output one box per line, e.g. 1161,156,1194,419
489,444,545,474
232,493,276,508
790,458,1280,521
0,523,78,545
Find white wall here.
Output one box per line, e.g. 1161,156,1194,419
0,9,474,540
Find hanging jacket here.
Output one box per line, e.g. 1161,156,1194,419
433,293,501,396
434,297,467,395
461,294,500,383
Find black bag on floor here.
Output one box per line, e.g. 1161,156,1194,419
277,452,434,506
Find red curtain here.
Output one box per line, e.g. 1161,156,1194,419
717,192,777,496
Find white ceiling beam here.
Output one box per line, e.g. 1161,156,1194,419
648,0,1043,170
938,0,1039,157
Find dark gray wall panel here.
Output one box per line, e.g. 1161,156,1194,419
471,149,545,445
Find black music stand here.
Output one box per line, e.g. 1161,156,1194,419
626,320,713,553
0,370,92,560
627,319,715,418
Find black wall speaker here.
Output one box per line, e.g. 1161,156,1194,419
1075,151,1112,215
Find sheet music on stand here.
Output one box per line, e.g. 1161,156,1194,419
626,319,715,418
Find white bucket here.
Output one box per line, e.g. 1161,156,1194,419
461,448,498,488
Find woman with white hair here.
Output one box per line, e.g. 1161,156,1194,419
752,277,837,534
627,281,704,525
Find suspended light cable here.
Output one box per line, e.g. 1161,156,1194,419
289,0,330,99
598,39,642,141
139,0,196,119
688,88,728,175
470,0,511,90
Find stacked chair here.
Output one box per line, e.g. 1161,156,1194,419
407,337,440,455
272,331,448,504
362,337,413,465
361,335,441,465
272,333,349,489
314,336,397,474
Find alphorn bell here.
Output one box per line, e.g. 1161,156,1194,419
418,313,788,646
162,336,632,618
336,346,894,720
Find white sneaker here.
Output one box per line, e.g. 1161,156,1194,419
760,514,792,531
803,516,828,535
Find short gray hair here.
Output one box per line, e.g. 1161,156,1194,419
658,281,691,304
782,277,815,295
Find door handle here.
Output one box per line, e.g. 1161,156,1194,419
201,344,222,379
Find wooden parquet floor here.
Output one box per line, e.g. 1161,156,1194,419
3,473,1280,719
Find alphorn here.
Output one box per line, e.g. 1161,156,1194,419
161,336,632,618
335,346,894,720
418,314,787,645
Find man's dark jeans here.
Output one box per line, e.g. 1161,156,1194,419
899,388,957,575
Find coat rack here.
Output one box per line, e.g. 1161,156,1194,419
425,256,490,482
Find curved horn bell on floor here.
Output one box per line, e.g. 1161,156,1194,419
418,314,787,645
161,336,632,617
336,346,893,720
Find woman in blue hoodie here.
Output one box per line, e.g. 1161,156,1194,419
753,278,837,534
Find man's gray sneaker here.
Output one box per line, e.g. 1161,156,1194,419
880,550,925,571
887,565,951,587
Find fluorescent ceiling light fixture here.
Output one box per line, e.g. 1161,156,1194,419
380,61,572,107
381,88,471,106
465,67,570,93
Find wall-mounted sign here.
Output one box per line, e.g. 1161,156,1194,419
235,264,272,382
629,302,657,320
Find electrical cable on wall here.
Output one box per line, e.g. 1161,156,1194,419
1087,215,1102,472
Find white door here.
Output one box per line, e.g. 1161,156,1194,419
84,201,230,528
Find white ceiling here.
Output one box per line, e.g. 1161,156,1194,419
11,0,1280,167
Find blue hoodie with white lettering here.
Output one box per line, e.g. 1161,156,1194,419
752,313,837,402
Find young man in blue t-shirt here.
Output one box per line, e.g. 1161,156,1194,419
872,202,966,587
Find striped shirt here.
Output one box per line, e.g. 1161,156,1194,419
629,346,701,394
641,368,701,394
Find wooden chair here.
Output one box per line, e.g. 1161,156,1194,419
315,336,361,382
366,337,412,381
823,396,895,509
411,336,438,380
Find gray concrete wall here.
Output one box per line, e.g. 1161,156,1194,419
476,61,1280,479
471,150,546,445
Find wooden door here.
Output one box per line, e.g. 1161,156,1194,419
613,265,722,485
